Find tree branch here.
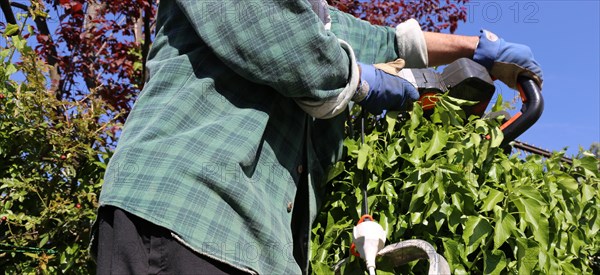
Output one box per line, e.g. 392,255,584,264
0,0,16,25
141,0,153,84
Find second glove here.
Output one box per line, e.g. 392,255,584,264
473,30,543,89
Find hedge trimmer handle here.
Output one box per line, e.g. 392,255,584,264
498,76,544,147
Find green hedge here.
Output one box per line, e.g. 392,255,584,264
0,30,117,274
311,96,600,274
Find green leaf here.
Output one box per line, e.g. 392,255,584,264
561,261,579,275
516,186,546,206
11,35,27,50
516,238,539,274
385,112,397,137
5,63,17,77
493,210,516,250
448,205,462,234
470,132,482,148
4,23,19,36
439,100,464,126
492,93,504,112
379,213,392,239
0,48,10,58
484,250,507,275
568,228,585,256
94,161,107,169
442,237,467,272
410,104,423,130
581,184,595,202
23,252,39,259
413,176,434,201
310,261,331,275
326,161,345,183
357,144,371,170
425,127,448,160
343,138,358,154
510,190,549,249
488,125,504,148
481,188,504,212
404,143,426,167
590,207,600,236
556,174,579,194
381,181,397,199
445,96,478,106
38,235,49,248
462,216,493,255
474,120,489,134
573,156,599,177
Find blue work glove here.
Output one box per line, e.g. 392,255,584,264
473,30,543,89
356,62,419,115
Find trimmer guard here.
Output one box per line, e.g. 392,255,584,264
333,239,450,275
377,240,451,275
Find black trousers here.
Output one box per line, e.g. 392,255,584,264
94,206,250,275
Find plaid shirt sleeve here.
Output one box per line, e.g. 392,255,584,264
175,0,352,100
329,7,428,67
329,7,400,64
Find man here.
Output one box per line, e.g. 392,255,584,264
92,1,542,274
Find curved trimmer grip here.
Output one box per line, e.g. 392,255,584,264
500,76,544,147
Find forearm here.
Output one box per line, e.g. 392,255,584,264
423,32,479,66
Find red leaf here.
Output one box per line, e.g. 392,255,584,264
71,2,83,13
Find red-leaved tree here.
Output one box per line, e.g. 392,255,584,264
329,0,468,32
9,0,467,123
34,0,156,122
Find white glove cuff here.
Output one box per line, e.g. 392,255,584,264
395,19,428,68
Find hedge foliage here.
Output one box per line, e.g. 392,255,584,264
0,28,120,273
311,97,600,274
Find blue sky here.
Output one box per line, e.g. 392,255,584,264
450,0,599,157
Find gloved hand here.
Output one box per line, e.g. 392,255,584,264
356,62,419,115
473,30,543,89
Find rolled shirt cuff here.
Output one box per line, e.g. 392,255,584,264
395,19,428,68
295,39,360,119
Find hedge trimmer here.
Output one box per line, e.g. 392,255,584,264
336,58,544,274
403,58,568,163
402,58,544,149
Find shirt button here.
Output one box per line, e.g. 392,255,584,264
287,202,293,213
297,165,304,174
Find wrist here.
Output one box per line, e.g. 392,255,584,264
353,63,376,103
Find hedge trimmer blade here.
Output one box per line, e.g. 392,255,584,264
511,140,573,165
377,240,450,275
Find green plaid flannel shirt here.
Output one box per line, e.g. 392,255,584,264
98,1,425,274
